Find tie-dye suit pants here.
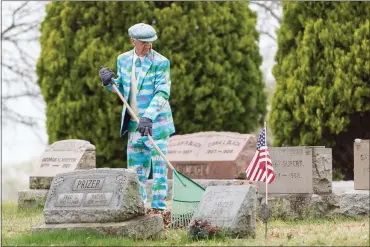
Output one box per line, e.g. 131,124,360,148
127,120,169,210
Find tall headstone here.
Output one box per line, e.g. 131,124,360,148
30,139,96,189
31,168,164,239
258,146,332,194
166,131,257,179
190,185,256,238
18,139,96,208
354,139,370,190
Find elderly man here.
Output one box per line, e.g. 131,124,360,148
99,23,175,211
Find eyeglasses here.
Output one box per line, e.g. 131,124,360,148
133,39,152,45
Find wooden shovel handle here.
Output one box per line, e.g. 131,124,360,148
111,83,176,171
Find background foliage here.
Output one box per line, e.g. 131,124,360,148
37,2,266,168
269,2,370,179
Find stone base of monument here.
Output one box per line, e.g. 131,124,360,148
19,179,369,220
29,176,54,190
31,214,164,239
145,180,369,219
30,168,165,240
18,139,97,209
18,189,49,208
259,182,369,220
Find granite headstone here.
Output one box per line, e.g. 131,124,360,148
190,185,256,238
258,147,314,194
43,168,144,223
18,139,96,209
30,139,96,189
31,168,164,239
354,139,370,190
166,132,256,179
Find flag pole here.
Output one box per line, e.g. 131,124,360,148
264,121,268,240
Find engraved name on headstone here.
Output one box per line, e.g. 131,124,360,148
55,193,84,207
34,139,95,177
354,139,370,190
44,168,144,224
191,185,256,238
83,192,113,207
72,178,105,190
29,139,96,190
167,136,206,162
200,191,243,226
36,154,84,176
166,132,257,179
258,147,313,194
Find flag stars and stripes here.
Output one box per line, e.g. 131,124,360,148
245,126,276,184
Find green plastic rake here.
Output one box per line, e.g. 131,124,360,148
170,170,205,228
110,83,205,228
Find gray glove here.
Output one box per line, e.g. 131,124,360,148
99,66,115,86
137,117,153,136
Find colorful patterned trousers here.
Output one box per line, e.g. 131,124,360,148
127,120,169,210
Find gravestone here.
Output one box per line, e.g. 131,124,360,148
18,139,96,208
257,146,332,194
166,131,257,179
311,147,332,193
30,139,96,189
354,139,370,190
190,185,256,238
31,168,163,239
43,169,144,223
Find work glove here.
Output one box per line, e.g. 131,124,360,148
137,117,153,136
99,66,115,86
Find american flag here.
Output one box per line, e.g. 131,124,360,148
245,126,276,184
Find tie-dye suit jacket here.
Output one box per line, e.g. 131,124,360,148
103,49,175,139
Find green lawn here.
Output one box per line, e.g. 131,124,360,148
2,201,369,246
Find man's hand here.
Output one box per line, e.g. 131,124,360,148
99,66,115,86
137,117,153,136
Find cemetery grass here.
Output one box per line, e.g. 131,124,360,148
2,201,369,246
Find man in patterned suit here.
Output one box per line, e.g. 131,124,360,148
99,23,175,211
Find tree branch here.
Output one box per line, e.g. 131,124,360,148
260,31,277,41
2,2,46,130
250,1,282,24
3,92,42,100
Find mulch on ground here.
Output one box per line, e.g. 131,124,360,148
145,208,172,229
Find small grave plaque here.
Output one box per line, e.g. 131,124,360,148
191,185,256,238
29,139,96,189
44,168,144,224
354,139,370,190
258,147,313,194
166,132,257,179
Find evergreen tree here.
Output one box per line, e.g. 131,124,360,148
269,2,370,179
37,2,266,168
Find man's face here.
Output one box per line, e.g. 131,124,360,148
131,39,152,56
